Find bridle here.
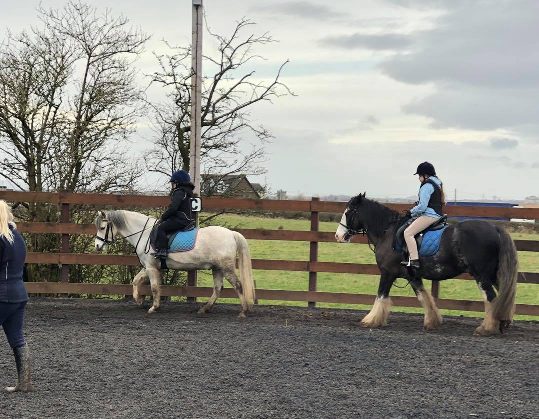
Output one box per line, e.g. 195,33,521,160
339,207,365,239
95,219,115,245
339,207,375,252
95,216,155,254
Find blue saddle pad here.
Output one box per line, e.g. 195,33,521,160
418,227,446,257
168,228,198,252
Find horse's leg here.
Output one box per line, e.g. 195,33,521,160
198,269,224,315
224,268,248,319
146,267,162,314
361,273,395,328
409,276,442,330
132,268,148,306
474,280,500,336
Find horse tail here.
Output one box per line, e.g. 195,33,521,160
492,226,518,329
234,231,256,310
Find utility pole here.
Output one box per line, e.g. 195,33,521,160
189,0,203,195
187,0,203,299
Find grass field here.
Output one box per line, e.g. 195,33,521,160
196,213,539,320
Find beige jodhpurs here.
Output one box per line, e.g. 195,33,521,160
403,216,439,260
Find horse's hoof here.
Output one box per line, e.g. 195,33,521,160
238,312,247,319
197,308,207,315
147,307,159,314
423,324,439,331
474,325,498,336
360,320,382,328
423,319,442,331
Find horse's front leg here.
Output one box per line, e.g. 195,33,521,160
132,268,148,306
409,274,442,330
146,267,162,314
361,272,395,328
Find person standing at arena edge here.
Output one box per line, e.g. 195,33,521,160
153,170,195,260
402,162,445,270
0,200,33,392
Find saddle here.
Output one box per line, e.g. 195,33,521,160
149,222,198,253
394,215,448,257
167,227,198,252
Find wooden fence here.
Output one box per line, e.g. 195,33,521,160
1,190,538,316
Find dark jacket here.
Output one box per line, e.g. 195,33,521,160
0,225,28,303
160,184,194,222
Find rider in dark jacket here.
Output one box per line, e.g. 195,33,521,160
0,200,32,392
153,170,195,259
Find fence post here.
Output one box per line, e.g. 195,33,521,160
59,202,70,282
187,209,198,303
308,197,319,308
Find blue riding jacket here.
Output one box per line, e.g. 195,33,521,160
0,225,28,303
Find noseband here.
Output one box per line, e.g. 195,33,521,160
340,207,365,239
96,220,114,245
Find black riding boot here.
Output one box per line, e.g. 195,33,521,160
400,258,420,269
152,249,168,259
5,344,33,392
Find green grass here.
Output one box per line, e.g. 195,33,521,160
198,213,539,320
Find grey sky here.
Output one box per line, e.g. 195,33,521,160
0,0,537,200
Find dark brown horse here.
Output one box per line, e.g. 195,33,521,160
335,193,518,335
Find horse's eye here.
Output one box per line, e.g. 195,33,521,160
100,226,105,230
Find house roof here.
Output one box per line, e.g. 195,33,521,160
201,174,262,198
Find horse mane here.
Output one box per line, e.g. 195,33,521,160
349,193,400,237
104,210,127,230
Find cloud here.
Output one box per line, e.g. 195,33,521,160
318,33,412,50
364,115,379,125
401,86,539,132
252,1,345,21
380,1,539,135
489,138,519,150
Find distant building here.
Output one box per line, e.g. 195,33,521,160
201,174,265,199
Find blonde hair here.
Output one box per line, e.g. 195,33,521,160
0,200,15,243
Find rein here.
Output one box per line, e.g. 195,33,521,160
131,217,156,255
96,216,156,254
342,208,401,254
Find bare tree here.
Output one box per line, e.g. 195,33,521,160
0,1,150,283
147,18,293,193
0,1,149,194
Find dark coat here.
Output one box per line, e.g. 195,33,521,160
160,184,194,223
0,226,28,303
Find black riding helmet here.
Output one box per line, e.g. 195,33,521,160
414,162,436,176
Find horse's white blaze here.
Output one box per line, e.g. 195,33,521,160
335,212,349,243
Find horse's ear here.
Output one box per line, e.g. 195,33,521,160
99,210,106,218
363,192,366,197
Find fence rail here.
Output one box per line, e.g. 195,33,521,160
2,190,538,316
